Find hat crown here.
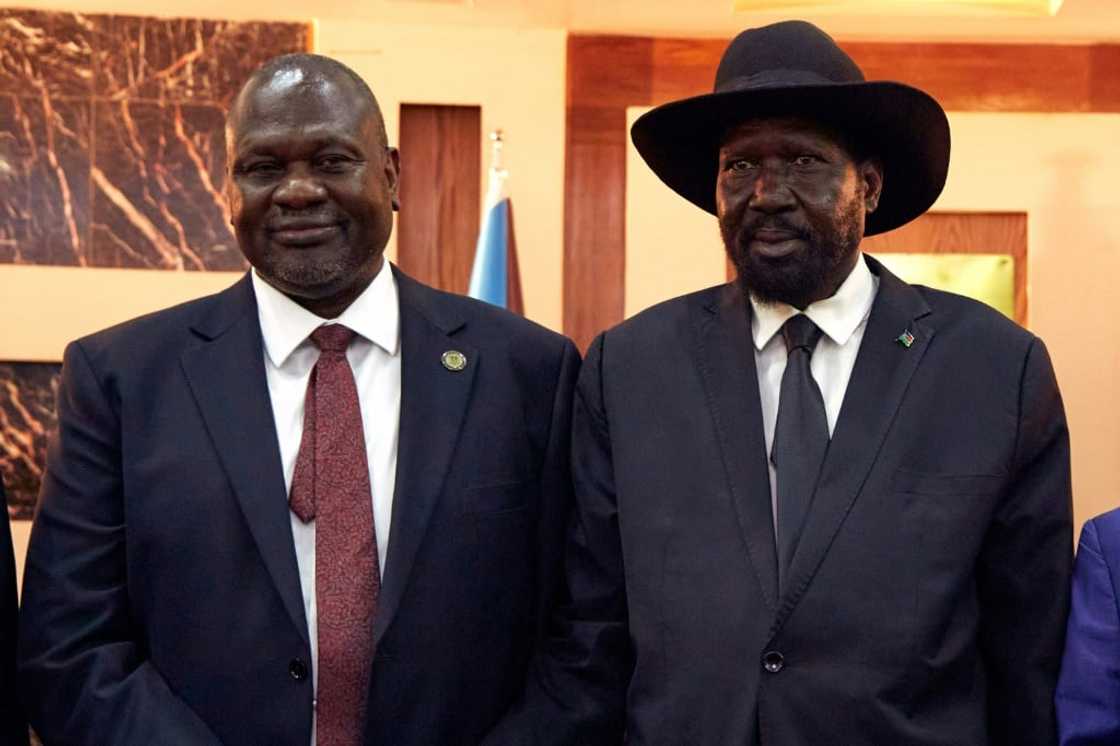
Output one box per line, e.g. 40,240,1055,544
714,20,865,94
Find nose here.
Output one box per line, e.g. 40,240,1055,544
273,166,327,209
748,163,795,213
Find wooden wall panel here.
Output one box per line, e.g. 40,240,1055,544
397,104,481,295
847,43,1120,113
864,211,1027,324
564,36,652,352
565,35,1120,349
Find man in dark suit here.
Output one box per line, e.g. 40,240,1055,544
1056,508,1120,744
18,54,578,745
1,482,28,746
490,20,1072,746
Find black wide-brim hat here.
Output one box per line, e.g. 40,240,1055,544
630,20,950,236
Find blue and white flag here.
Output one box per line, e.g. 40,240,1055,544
468,135,522,313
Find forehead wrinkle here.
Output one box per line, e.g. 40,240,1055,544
234,126,367,156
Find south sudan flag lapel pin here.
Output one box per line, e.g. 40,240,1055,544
896,330,916,348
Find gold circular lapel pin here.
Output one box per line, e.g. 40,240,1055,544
441,350,468,372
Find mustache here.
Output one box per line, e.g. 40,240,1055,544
739,216,809,241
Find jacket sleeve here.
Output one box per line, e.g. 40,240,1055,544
977,336,1073,746
17,340,222,746
0,483,29,746
530,337,583,645
1055,518,1120,746
485,332,631,746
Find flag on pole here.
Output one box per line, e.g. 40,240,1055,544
468,130,523,314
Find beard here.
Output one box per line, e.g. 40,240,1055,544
721,201,864,310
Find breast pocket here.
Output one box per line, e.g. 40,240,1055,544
892,468,1004,497
460,479,533,515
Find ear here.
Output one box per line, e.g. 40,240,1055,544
225,175,242,228
225,130,240,226
860,157,884,215
385,146,401,211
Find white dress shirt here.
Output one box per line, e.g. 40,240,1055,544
751,254,879,535
251,261,401,716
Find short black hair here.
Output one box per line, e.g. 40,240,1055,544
228,53,388,149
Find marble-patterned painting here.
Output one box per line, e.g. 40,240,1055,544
1,10,311,514
0,363,59,520
90,99,240,269
93,16,312,106
0,9,312,270
0,94,91,265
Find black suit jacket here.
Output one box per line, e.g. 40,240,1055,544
496,256,1072,746
18,267,579,746
0,482,28,746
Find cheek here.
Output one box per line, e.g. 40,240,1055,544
227,184,269,230
716,180,747,222
804,179,858,222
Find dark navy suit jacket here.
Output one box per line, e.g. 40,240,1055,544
490,256,1073,746
1,482,28,746
1057,508,1120,745
18,266,579,745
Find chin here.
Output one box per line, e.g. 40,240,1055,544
262,263,350,297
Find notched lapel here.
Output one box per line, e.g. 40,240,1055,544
375,270,478,646
180,277,308,643
774,259,934,631
693,284,779,611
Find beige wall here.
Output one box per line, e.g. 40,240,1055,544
626,108,1120,534
317,21,567,332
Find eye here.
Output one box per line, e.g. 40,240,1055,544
240,160,282,177
727,158,756,174
317,154,354,172
791,155,820,167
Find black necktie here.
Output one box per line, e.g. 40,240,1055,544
771,314,828,590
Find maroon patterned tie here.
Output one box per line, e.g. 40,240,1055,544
289,324,380,746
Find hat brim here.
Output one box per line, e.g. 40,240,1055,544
630,81,950,236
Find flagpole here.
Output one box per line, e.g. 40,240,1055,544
486,129,508,205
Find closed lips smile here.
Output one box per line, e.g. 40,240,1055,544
752,228,798,242
748,228,801,259
269,223,339,245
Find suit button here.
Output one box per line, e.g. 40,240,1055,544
289,658,309,682
762,651,784,673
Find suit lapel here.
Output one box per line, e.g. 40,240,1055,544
180,275,308,642
773,257,934,631
692,284,779,611
374,268,477,646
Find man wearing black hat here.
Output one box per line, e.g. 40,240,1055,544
489,20,1072,746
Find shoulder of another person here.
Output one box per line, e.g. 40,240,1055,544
904,282,1035,351
1086,509,1120,560
601,283,726,354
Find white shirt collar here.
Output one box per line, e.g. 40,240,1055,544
750,253,876,351
251,260,400,367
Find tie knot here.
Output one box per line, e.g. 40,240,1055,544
310,324,356,354
781,314,823,354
